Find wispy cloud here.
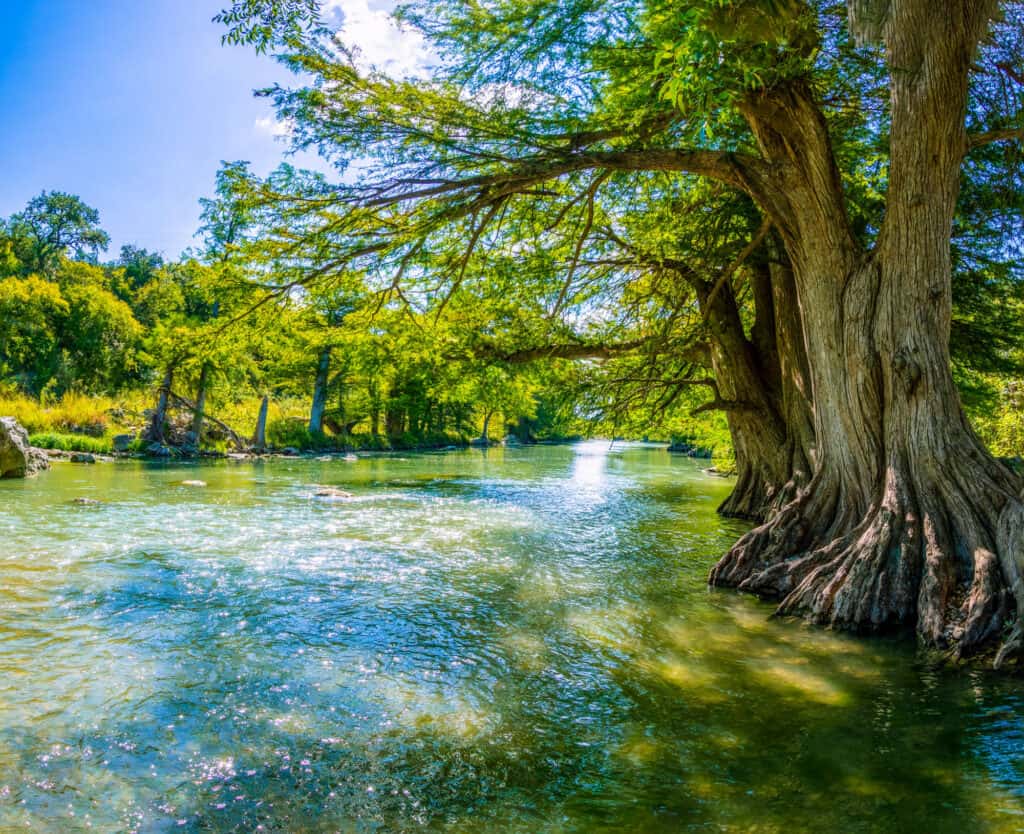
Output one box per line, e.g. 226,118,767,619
254,115,293,138
323,0,433,78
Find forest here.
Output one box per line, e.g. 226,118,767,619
1,1,1024,828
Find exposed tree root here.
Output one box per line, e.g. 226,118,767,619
710,459,1024,668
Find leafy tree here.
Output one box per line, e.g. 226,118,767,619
0,276,69,392
6,191,110,275
117,245,165,291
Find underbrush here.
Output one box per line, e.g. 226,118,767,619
0,389,146,437
28,432,111,454
265,418,466,452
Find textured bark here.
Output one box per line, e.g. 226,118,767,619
145,366,174,443
710,2,1024,665
709,251,815,521
191,363,210,443
308,347,332,434
252,395,269,451
385,405,405,437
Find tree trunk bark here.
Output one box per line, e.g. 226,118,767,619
385,401,405,437
146,365,174,443
191,363,209,445
481,410,493,442
368,379,381,436
252,394,269,451
706,250,815,520
710,5,1024,665
309,347,331,434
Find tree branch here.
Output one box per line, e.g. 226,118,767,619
967,126,1024,150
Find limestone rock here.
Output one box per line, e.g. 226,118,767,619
0,417,50,478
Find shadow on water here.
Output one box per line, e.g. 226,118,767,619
0,443,1022,832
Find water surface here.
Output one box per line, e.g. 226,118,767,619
0,442,1021,831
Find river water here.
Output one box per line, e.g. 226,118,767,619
0,442,1021,832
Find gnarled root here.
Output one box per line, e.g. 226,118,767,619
710,461,1024,666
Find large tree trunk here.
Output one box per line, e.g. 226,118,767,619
309,347,331,434
706,249,815,520
710,4,1024,666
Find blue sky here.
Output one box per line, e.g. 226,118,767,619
0,0,425,260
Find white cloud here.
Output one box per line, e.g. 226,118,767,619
323,0,433,78
254,116,293,137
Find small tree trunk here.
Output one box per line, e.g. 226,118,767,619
191,363,210,445
146,365,174,443
481,410,493,442
252,395,269,451
385,406,405,437
309,347,331,434
368,379,381,436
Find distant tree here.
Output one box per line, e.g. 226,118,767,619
117,245,165,290
7,191,110,275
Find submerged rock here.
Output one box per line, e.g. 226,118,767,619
314,487,354,500
70,497,104,506
180,479,207,487
0,417,50,478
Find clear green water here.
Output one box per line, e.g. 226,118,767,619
0,442,1022,833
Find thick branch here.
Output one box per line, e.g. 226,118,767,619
967,126,1024,150
365,148,767,211
480,337,651,364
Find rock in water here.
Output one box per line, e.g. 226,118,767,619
315,487,354,500
70,453,97,464
180,479,207,487
0,417,49,478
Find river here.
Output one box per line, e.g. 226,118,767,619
0,441,1021,831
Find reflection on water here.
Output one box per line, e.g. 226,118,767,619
0,441,1021,832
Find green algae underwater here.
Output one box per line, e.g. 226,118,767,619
0,442,1021,832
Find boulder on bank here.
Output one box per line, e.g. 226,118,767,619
113,434,135,452
0,417,50,478
667,439,713,458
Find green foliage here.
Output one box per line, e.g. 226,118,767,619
5,191,110,276
266,418,330,450
28,432,111,454
0,275,69,390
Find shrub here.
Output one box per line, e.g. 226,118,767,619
28,432,111,454
266,418,337,451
